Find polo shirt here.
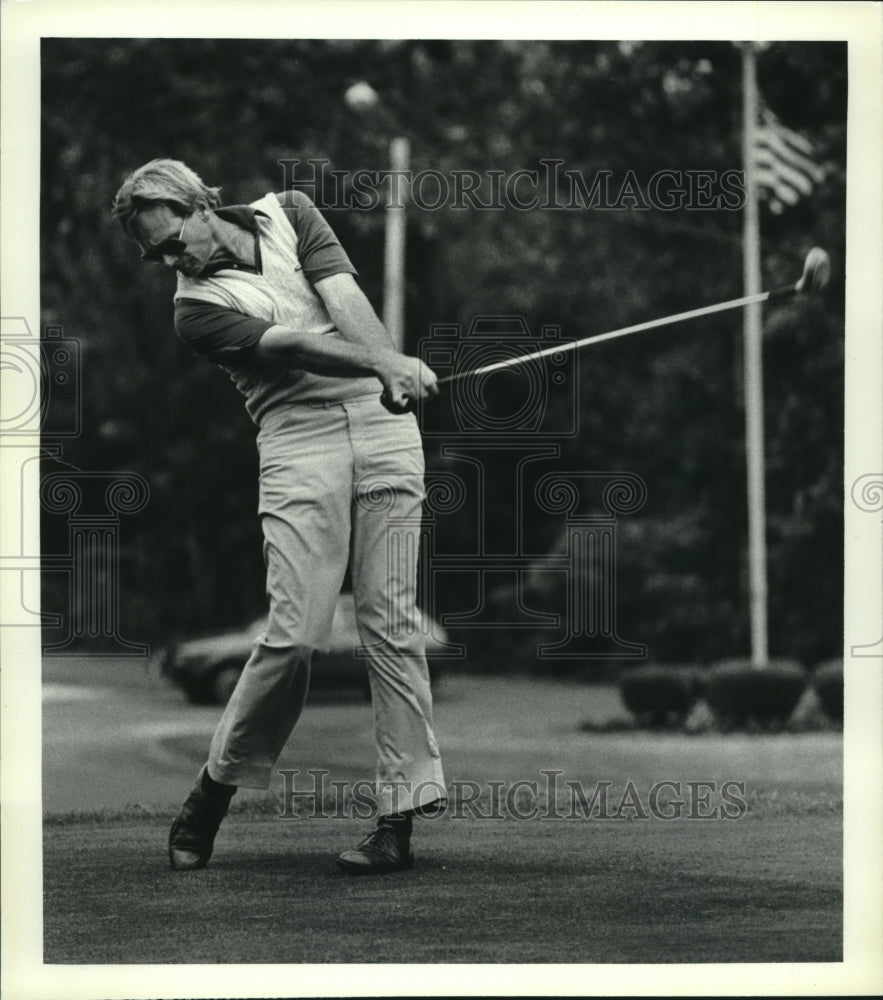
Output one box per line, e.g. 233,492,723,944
174,190,381,425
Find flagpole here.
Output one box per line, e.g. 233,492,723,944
741,42,769,667
383,136,410,351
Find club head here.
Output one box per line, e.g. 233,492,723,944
795,247,831,293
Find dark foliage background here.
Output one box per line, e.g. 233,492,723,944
40,39,845,669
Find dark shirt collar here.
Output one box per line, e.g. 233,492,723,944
214,204,269,233
198,205,267,276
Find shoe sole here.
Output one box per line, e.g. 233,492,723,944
335,855,415,875
169,849,210,872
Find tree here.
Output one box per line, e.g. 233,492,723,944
40,39,845,665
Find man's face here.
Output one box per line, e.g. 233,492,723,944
130,203,212,278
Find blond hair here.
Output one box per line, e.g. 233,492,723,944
112,158,222,233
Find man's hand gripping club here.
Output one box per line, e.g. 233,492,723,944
376,352,439,414
254,325,439,415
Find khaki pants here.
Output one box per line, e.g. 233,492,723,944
207,395,445,816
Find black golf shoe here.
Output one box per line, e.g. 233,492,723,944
168,767,236,872
336,822,415,875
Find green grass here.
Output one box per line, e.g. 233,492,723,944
44,781,841,828
41,675,843,964
43,811,841,964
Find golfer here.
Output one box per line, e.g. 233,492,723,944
112,158,446,875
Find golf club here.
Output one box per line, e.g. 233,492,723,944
436,247,831,387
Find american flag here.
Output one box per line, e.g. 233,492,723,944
754,106,826,214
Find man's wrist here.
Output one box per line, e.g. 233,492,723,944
368,347,399,379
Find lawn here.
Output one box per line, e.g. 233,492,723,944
44,805,840,964
43,675,842,965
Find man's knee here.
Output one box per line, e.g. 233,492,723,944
249,634,316,669
354,602,422,651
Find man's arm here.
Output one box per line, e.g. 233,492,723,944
279,192,401,355
308,270,435,412
313,271,396,352
253,325,438,413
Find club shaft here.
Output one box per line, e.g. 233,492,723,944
437,282,795,386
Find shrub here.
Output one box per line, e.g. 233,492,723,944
705,658,807,727
812,658,843,722
618,664,699,728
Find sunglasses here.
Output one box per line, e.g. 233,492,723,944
140,214,189,263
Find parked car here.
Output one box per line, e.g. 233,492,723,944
158,592,448,704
